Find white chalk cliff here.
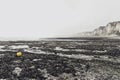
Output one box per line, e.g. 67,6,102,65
76,21,120,37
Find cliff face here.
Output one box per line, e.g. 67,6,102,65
77,21,120,37
105,21,120,35
92,26,106,36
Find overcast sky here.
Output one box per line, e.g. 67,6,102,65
0,0,120,40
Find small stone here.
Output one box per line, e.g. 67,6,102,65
33,59,41,61
12,67,22,76
0,54,5,58
30,66,35,69
13,60,22,63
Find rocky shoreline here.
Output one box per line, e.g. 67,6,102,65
0,51,120,80
0,38,120,80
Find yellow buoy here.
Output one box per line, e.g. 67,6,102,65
16,52,22,57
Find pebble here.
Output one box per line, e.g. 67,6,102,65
33,59,41,61
12,67,22,76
